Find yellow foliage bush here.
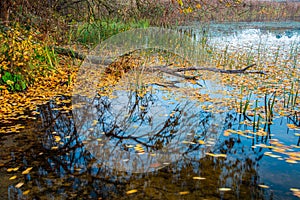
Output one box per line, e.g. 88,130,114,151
0,24,56,91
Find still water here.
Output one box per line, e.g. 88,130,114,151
0,22,300,199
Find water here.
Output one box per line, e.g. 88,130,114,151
1,22,300,200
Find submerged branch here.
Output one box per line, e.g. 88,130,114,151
153,63,266,75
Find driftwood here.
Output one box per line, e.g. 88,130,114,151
151,63,266,80
53,46,266,78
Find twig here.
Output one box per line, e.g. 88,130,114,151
156,67,197,79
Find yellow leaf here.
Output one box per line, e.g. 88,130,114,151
290,188,300,192
177,0,183,7
92,120,98,126
258,184,269,189
9,175,17,180
54,136,61,142
179,191,190,195
196,4,202,9
286,159,298,164
287,124,298,129
7,168,14,172
198,140,205,144
23,190,30,195
126,189,138,195
7,167,19,172
15,182,24,188
193,176,206,180
22,167,33,175
219,188,231,191
223,130,230,136
189,79,197,85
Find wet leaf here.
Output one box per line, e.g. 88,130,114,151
219,188,231,191
286,159,298,164
198,140,205,144
22,167,33,175
179,191,190,195
23,190,30,195
287,124,299,130
7,167,19,172
193,176,206,180
9,175,17,180
126,189,138,195
15,182,24,188
54,136,61,142
290,188,300,192
258,184,269,189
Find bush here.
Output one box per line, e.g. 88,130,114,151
0,24,57,92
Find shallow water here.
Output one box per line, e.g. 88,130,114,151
1,22,300,200
179,21,300,58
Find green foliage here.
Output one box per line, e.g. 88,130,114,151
1,71,26,91
73,18,150,45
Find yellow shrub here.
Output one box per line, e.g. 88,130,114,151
0,24,55,91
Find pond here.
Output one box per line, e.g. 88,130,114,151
0,22,300,200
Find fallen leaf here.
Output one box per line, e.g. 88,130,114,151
179,191,190,195
219,188,231,192
193,176,206,180
258,184,269,189
15,182,24,188
22,167,33,175
23,190,30,195
9,175,17,180
126,189,138,195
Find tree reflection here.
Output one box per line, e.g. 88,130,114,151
3,89,276,200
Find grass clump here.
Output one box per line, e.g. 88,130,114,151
72,18,150,45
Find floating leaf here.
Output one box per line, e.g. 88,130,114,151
193,176,206,180
179,191,190,195
258,184,269,189
9,175,17,180
290,188,300,192
15,182,24,188
7,167,19,172
219,188,231,191
54,136,61,142
287,124,299,130
92,120,98,126
126,189,138,195
22,167,33,175
286,159,298,164
198,140,205,144
23,190,30,195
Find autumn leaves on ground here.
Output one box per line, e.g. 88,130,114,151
0,25,80,134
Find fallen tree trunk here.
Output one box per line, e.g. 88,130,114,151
53,46,266,77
